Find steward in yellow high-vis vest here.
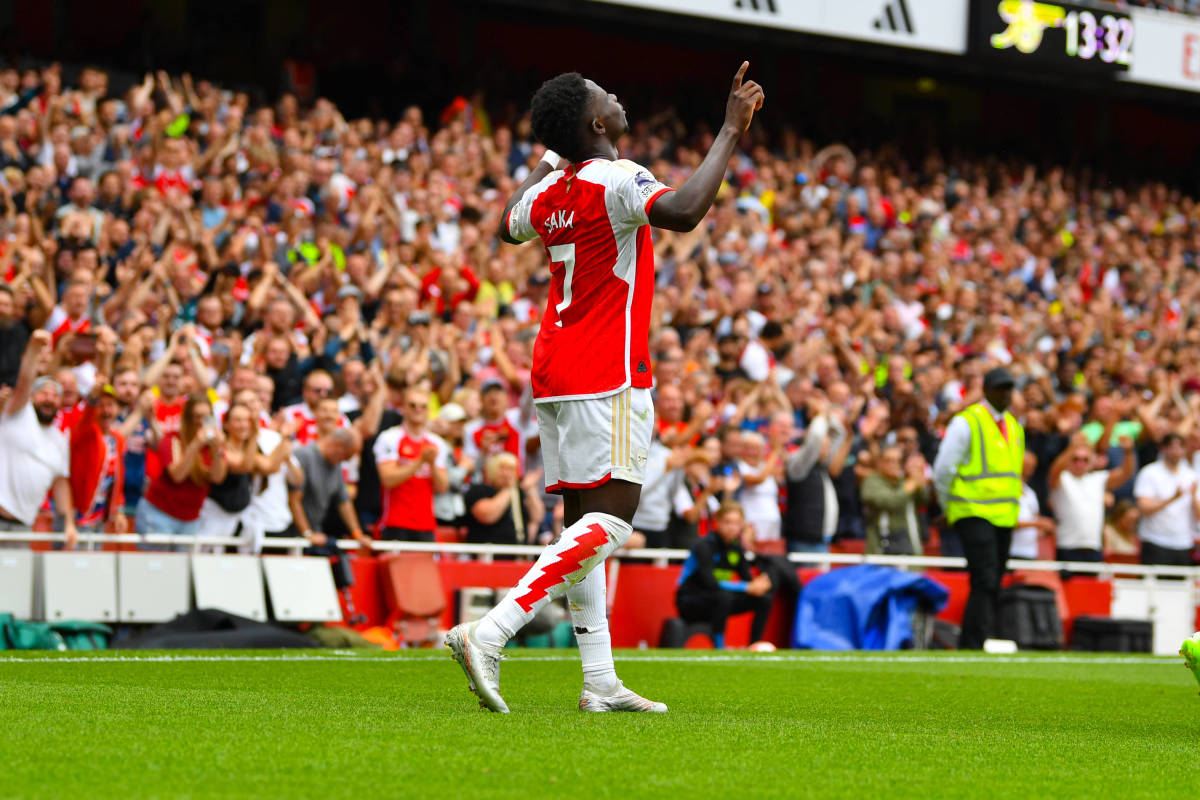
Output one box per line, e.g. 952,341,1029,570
932,368,1024,651
944,403,1024,528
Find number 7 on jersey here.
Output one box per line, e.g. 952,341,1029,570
549,243,575,328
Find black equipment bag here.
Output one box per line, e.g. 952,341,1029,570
997,585,1063,650
1069,616,1152,653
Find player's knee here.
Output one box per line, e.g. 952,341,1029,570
576,510,632,550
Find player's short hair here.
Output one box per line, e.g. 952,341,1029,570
530,72,591,161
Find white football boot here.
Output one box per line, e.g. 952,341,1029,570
578,681,668,713
445,621,509,713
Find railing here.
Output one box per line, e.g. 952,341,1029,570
3,531,1198,579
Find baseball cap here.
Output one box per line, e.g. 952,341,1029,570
438,403,467,423
337,285,363,302
983,368,1015,390
481,378,506,393
99,383,117,397
529,272,550,287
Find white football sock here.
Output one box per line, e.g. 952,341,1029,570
475,511,631,652
568,565,619,695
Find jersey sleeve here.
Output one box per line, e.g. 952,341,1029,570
506,171,559,243
373,428,400,466
612,160,673,226
432,434,451,469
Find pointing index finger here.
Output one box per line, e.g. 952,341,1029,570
733,61,749,89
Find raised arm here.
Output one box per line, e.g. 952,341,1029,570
1105,436,1137,490
647,62,764,232
5,329,51,416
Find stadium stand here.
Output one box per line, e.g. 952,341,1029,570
0,0,1199,651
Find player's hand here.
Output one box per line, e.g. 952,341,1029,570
724,61,764,134
308,531,328,547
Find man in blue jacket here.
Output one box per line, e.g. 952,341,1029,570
676,501,774,648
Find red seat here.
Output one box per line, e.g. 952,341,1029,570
379,552,446,647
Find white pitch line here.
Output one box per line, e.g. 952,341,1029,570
0,652,1180,665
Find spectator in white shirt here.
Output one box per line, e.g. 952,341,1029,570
735,431,783,545
631,436,686,549
1010,453,1056,560
1048,435,1135,564
0,331,77,549
1133,433,1200,566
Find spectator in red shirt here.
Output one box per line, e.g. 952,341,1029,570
374,387,449,541
420,261,479,316
283,369,349,444
463,379,524,475
657,383,708,448
135,393,227,543
67,378,127,535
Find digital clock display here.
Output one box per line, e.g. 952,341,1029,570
972,0,1133,72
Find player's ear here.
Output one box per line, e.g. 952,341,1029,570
591,117,605,136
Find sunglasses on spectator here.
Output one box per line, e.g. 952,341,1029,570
308,387,333,396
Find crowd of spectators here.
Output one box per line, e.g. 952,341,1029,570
0,61,1198,573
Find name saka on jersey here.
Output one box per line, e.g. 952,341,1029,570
506,159,673,403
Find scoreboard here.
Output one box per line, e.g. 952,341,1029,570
971,0,1134,74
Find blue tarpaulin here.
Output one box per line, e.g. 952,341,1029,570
792,564,949,650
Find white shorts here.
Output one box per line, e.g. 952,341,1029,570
536,387,653,493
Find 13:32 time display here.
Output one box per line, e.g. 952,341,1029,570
974,0,1134,73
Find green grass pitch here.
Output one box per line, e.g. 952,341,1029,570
1,649,1197,799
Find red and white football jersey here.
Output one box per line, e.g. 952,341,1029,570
44,305,91,346
462,409,528,473
373,425,449,532
281,402,350,445
507,159,673,402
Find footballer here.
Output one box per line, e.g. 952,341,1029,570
446,62,764,712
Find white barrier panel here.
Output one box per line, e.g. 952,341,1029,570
42,552,117,623
191,555,267,622
590,0,970,54
1111,578,1197,656
0,550,35,618
261,557,342,623
1126,8,1200,93
117,553,191,623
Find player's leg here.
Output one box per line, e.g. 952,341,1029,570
563,482,639,697
446,395,638,712
559,490,618,691
473,390,644,652
473,480,637,651
446,402,563,713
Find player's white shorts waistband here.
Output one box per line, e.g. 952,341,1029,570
536,386,653,494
